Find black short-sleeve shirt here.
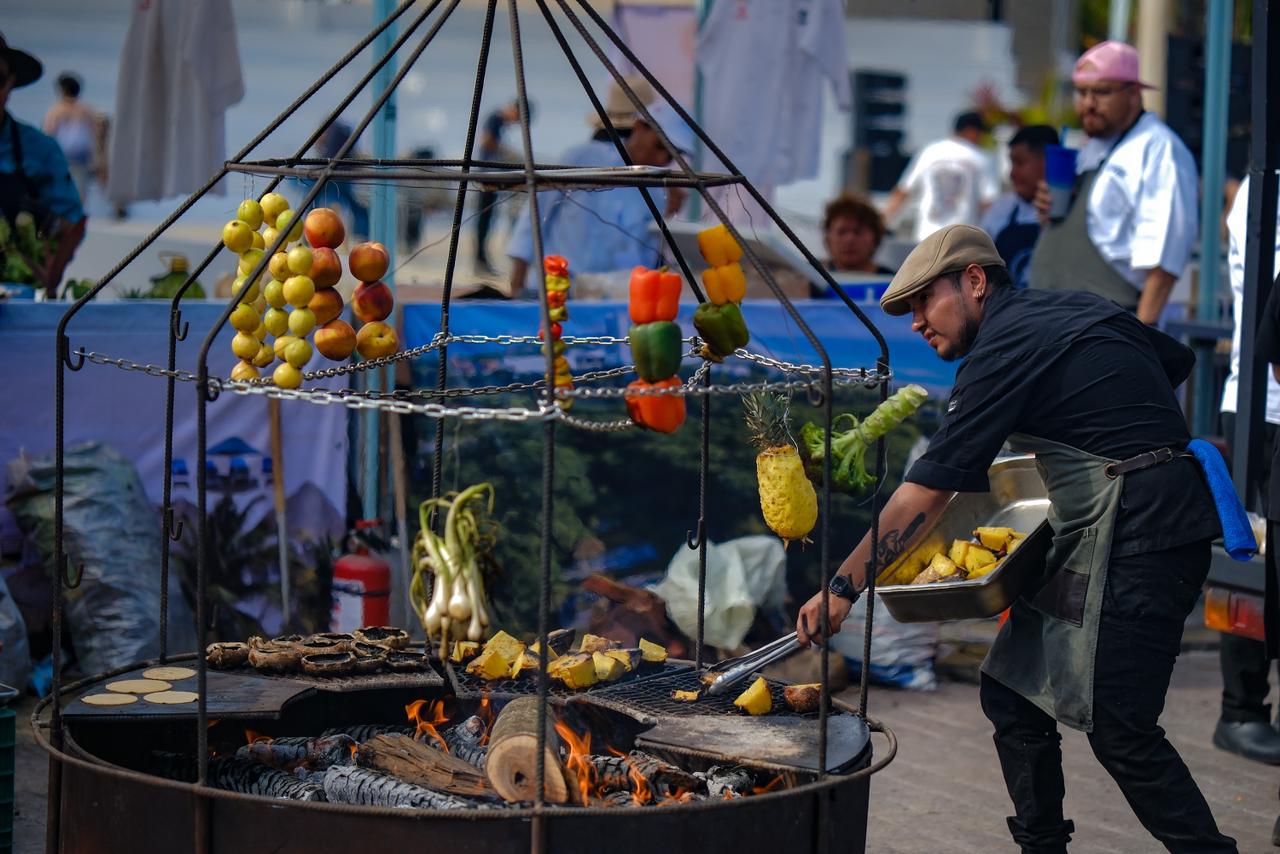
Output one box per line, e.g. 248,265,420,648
906,287,1220,556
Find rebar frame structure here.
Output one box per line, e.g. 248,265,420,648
45,2,896,851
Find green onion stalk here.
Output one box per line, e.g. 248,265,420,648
410,483,498,649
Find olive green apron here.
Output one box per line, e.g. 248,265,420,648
981,434,1122,733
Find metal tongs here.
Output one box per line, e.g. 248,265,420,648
701,631,804,697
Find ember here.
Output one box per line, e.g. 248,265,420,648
405,699,450,753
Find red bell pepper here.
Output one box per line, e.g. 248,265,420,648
624,377,686,433
543,255,569,277
629,266,682,324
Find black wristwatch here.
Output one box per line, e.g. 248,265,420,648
827,574,861,603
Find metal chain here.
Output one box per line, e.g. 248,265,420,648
79,350,200,382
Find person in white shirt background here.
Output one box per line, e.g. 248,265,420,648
979,124,1058,289
882,111,1000,242
1215,173,1280,766
1029,40,1197,325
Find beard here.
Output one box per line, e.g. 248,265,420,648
938,304,980,362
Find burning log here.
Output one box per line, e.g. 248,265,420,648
322,723,415,742
322,765,475,810
699,765,754,799
486,697,575,804
210,757,327,801
146,750,197,783
443,715,488,769
357,734,492,798
234,734,357,772
587,752,703,799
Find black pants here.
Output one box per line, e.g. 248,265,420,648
980,541,1237,853
1218,412,1276,722
474,189,499,265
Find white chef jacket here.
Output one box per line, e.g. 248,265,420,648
979,192,1039,237
898,137,999,242
1220,174,1280,422
1075,112,1198,289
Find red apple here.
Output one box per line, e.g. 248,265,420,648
351,280,394,322
309,288,345,326
304,207,346,249
348,241,390,283
314,319,358,361
356,321,398,359
310,246,343,288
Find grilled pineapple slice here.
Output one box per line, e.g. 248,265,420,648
911,553,963,585
974,526,1016,551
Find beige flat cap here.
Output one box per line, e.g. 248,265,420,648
879,224,1004,316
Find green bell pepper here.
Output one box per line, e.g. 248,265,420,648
693,301,750,362
630,321,684,382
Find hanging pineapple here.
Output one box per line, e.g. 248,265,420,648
743,392,818,547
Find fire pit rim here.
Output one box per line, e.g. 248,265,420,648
33,676,898,819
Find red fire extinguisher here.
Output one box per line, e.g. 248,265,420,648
331,520,391,632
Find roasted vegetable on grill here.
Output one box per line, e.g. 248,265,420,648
783,683,822,713
733,676,773,716
908,528,1029,585
799,384,928,494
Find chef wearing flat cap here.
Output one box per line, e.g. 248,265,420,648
797,225,1237,853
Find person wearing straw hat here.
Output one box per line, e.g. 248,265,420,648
0,32,86,296
1029,41,1197,325
798,225,1238,852
505,80,693,298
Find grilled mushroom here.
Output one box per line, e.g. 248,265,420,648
307,632,355,652
206,642,250,669
301,651,357,676
353,626,410,650
351,642,387,674
248,642,303,673
295,638,347,657
383,650,429,672
271,634,306,646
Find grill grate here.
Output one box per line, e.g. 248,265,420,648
589,671,844,721
446,660,690,700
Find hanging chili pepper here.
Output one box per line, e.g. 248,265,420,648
629,266,682,324
697,224,743,268
701,261,747,305
543,255,569,278
693,301,750,362
629,321,684,382
625,377,686,433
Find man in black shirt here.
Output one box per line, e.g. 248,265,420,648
798,225,1234,853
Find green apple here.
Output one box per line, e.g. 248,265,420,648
262,226,283,250
263,307,289,337
250,231,265,250
264,279,287,310
272,362,303,389
222,219,254,253
233,275,260,304
273,335,300,362
260,192,289,226
237,248,265,277
252,295,269,315
276,209,304,243
231,331,260,360
284,338,313,368
230,361,259,382
229,303,260,333
287,245,313,276
252,321,268,341
288,307,316,337
252,342,275,368
237,199,265,230
282,275,315,307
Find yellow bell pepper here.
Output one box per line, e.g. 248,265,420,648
697,224,743,267
701,262,747,305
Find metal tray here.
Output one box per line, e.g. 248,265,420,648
876,455,1052,622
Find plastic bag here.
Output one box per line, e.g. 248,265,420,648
831,594,938,691
6,442,196,674
0,573,30,692
653,536,787,650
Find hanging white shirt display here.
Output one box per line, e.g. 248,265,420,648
1220,174,1280,422
898,137,998,242
108,0,245,205
696,0,849,197
1075,111,1198,289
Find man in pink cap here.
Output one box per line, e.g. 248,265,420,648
1029,40,1198,326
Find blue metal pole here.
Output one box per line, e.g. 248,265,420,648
1193,0,1232,437
364,0,399,521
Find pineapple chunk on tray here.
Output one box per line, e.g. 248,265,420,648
909,527,1028,586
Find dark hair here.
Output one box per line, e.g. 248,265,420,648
822,193,886,246
1009,124,1059,154
57,72,81,98
954,111,987,134
946,264,1011,291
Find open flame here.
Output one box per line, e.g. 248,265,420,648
553,718,596,805
477,695,495,746
608,748,652,806
752,773,789,795
405,699,450,753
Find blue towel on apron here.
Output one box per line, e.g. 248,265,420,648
1187,439,1257,560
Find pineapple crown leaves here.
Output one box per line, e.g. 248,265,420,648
742,391,797,451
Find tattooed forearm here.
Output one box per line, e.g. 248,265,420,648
864,512,926,577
